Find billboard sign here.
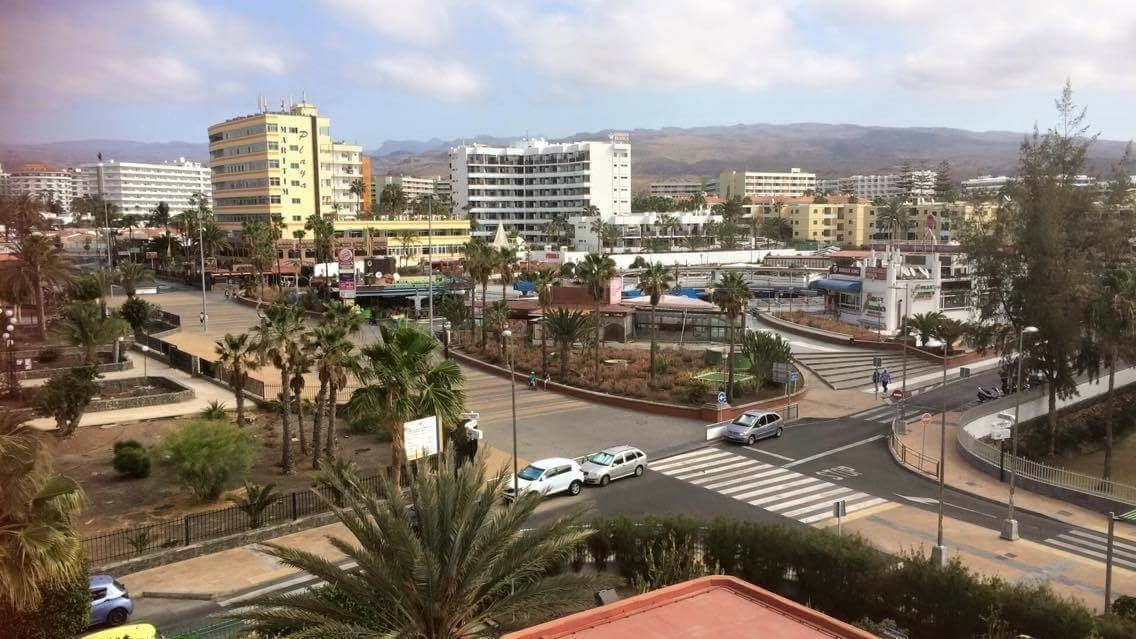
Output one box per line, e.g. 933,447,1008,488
404,415,440,461
338,248,356,299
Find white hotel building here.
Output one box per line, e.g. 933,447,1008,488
450,134,632,243
718,168,817,199
74,158,212,218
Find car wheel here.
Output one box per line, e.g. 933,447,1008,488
568,480,582,496
107,608,129,626
747,434,756,445
775,427,784,438
599,475,611,487
634,465,645,477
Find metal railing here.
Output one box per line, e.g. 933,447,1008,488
82,473,385,567
957,427,1136,506
888,425,939,478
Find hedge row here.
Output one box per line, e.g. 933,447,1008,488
585,516,1135,639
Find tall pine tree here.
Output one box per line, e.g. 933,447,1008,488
934,160,956,202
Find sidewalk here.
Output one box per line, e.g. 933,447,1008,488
24,350,238,432
796,368,883,419
859,356,1002,394
894,414,1136,539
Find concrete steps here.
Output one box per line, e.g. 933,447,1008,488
794,350,937,390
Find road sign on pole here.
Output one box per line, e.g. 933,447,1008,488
891,389,904,402
833,499,847,535
716,391,727,405
921,412,933,426
788,371,800,383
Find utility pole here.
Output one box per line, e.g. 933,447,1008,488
198,211,208,333
502,329,518,499
1003,325,1039,541
427,198,434,331
932,341,948,567
97,157,115,301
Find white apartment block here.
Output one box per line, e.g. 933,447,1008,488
568,208,719,252
816,178,841,195
323,141,364,219
74,158,211,218
5,162,77,212
905,169,937,197
649,179,718,198
840,174,900,199
450,133,632,243
375,175,440,202
719,168,816,199
961,175,1012,196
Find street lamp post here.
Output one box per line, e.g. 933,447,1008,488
198,219,208,333
139,344,150,381
888,282,910,424
932,335,949,567
1002,325,1039,541
427,201,435,331
3,308,15,398
502,329,519,499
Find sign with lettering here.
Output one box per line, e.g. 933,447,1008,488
865,267,888,280
337,248,355,270
862,294,886,317
404,415,440,461
830,266,861,277
912,283,937,300
338,248,356,299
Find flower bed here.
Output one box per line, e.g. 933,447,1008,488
775,310,887,342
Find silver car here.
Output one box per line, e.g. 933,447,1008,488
581,445,647,486
724,410,784,445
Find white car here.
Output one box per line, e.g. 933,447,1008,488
503,457,584,501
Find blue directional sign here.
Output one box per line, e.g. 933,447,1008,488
788,371,800,383
716,391,727,405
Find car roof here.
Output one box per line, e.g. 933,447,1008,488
739,410,778,418
598,445,640,454
89,575,115,587
529,457,577,466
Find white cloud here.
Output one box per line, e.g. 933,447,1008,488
825,0,1136,94
323,0,454,44
489,0,862,91
366,56,483,101
145,0,287,75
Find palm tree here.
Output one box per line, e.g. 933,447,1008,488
495,247,518,302
907,311,945,347
233,450,592,637
55,301,128,364
545,214,571,248
463,241,493,346
530,269,559,376
287,333,314,455
933,318,966,356
544,308,591,381
349,178,366,218
0,423,86,612
638,262,674,389
576,252,618,382
711,272,751,403
253,304,306,474
1081,267,1136,481
347,324,464,486
200,218,231,260
115,261,153,298
149,201,173,258
394,230,418,268
304,214,335,266
875,196,906,244
740,330,792,389
11,234,75,340
311,325,356,467
87,268,116,318
215,333,260,427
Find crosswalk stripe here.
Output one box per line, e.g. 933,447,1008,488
1045,539,1136,569
781,492,872,518
730,477,819,501
716,470,794,494
751,484,851,508
652,451,735,473
1054,533,1136,562
690,463,773,487
799,497,888,523
1064,529,1136,555
651,448,729,468
672,459,761,480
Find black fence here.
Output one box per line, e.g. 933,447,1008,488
83,473,384,567
168,346,196,375
159,310,182,328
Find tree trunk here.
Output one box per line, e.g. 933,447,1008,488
1104,353,1116,482
234,372,246,427
480,283,488,346
280,370,294,474
726,314,736,402
388,396,404,487
560,342,569,381
593,301,601,382
649,304,658,389
540,307,548,377
34,271,47,341
1047,381,1058,457
325,380,338,458
296,392,307,455
312,380,327,469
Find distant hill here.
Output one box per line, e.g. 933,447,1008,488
7,124,1130,195
0,139,207,170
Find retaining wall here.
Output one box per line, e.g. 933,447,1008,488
88,376,195,412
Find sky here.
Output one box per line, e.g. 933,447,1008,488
2,0,1135,147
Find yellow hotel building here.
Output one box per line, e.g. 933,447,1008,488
208,102,468,262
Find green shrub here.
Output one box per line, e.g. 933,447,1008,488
200,400,228,420
631,534,716,594
34,347,60,364
683,377,713,404
2,564,90,639
160,419,253,502
118,296,160,335
112,440,151,478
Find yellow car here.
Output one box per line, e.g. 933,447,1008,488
80,623,160,639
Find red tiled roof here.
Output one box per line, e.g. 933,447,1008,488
504,576,876,639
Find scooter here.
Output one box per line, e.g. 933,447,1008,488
977,385,1003,402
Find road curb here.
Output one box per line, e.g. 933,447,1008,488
142,591,215,601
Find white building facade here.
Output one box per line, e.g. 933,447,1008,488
450,133,632,243
74,158,211,218
5,163,77,212
719,168,816,198
374,175,438,202
323,141,363,219
649,179,717,198
567,208,720,252
839,174,900,199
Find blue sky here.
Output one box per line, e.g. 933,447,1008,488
2,0,1134,147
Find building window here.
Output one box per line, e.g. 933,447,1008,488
291,198,301,204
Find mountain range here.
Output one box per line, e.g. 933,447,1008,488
4,124,1131,194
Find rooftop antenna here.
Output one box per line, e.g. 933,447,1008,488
301,90,307,103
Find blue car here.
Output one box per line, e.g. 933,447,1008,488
89,575,134,627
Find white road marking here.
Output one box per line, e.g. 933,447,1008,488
783,435,887,468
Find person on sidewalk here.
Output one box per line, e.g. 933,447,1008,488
880,369,891,394
463,419,481,464
872,369,881,396
528,370,537,390
543,372,551,390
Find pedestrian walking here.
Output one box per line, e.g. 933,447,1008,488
872,369,880,396
464,420,481,464
528,370,537,390
880,368,891,393
543,372,551,390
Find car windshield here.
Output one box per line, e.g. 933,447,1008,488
517,465,545,481
588,452,615,466
732,414,759,427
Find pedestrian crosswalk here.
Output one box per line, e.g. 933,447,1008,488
1043,528,1136,570
850,404,900,425
651,447,888,525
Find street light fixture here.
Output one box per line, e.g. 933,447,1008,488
3,308,15,398
502,328,519,499
139,344,150,382
1002,325,1040,541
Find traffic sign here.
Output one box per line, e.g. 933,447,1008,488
921,412,933,426
716,391,727,405
788,371,800,383
890,389,904,402
833,499,847,518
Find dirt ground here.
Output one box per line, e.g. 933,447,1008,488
41,408,394,535
1058,430,1136,487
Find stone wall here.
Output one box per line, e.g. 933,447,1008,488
88,376,195,412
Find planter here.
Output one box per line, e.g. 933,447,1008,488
87,376,195,412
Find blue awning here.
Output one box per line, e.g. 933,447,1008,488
809,278,862,293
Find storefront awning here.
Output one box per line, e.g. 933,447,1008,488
808,278,862,293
